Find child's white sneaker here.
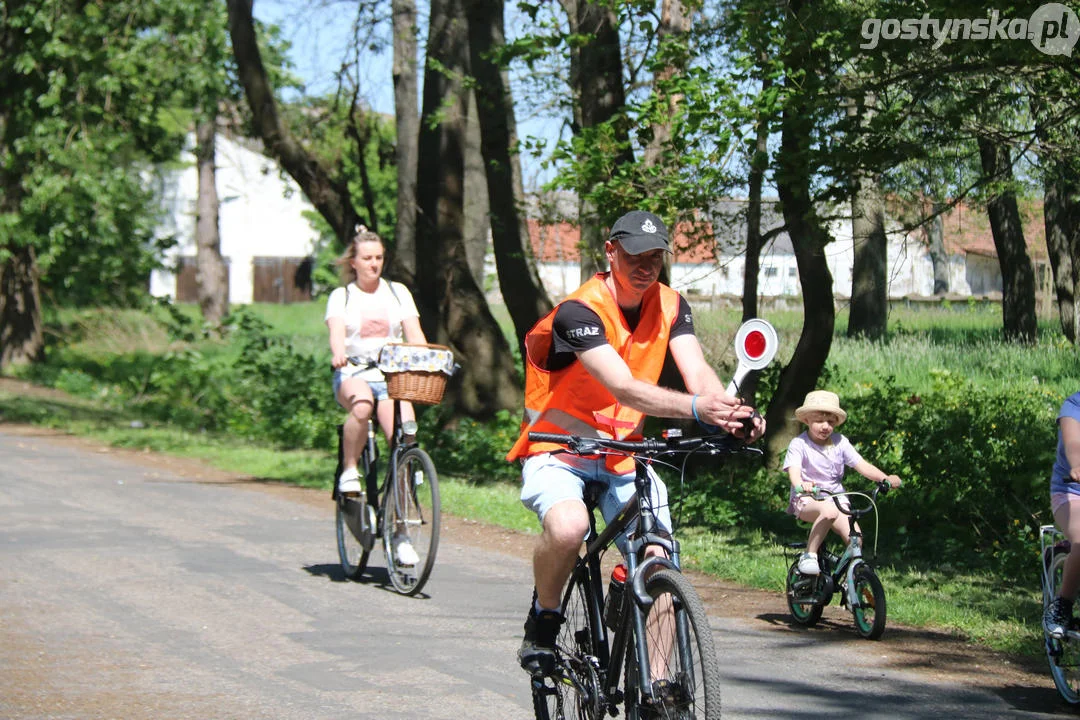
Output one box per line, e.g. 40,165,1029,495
797,551,820,575
338,467,362,495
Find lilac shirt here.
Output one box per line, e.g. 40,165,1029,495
782,432,865,514
1051,392,1080,496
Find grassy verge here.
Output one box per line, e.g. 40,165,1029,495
0,379,1042,659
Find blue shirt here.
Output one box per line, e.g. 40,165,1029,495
1051,392,1080,496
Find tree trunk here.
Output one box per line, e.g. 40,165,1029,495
0,243,44,370
742,75,771,324
977,137,1037,344
926,200,949,295
416,0,521,416
195,117,229,328
846,91,886,340
847,172,887,339
1044,171,1080,342
463,90,489,288
558,0,633,281
766,0,834,463
391,0,420,284
226,0,360,244
0,99,44,371
465,0,553,354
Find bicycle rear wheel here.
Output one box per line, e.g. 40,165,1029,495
1046,545,1080,704
531,570,605,720
336,496,372,580
851,564,887,640
382,447,440,595
624,568,721,720
785,561,824,626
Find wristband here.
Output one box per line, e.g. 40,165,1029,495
691,395,720,433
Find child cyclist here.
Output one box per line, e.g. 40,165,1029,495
783,390,902,575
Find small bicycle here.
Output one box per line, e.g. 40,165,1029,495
1040,524,1080,704
528,430,765,720
333,343,453,596
783,480,894,640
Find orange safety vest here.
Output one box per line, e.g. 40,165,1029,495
506,273,681,473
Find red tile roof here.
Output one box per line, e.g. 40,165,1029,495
527,218,717,263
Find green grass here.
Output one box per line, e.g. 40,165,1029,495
6,300,1067,662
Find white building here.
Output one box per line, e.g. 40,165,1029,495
518,198,1049,304
150,133,320,305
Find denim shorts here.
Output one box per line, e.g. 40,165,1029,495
333,366,389,408
520,453,672,554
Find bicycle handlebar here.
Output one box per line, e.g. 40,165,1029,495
528,430,761,458
798,479,896,518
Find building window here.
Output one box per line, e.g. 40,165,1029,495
764,266,778,278
788,267,796,277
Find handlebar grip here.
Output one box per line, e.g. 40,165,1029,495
528,431,574,444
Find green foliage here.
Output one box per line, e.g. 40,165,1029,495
424,406,523,484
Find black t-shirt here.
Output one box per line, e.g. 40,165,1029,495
545,295,695,372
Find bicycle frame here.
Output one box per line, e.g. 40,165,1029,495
359,398,416,517
788,488,881,610
575,459,682,705
537,430,755,709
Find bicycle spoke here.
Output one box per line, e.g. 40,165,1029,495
382,447,440,596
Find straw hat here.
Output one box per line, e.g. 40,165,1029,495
794,390,847,426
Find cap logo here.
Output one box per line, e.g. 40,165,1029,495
641,219,657,234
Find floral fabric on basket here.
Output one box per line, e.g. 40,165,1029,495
378,343,455,375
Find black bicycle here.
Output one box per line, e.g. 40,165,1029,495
783,481,893,640
333,394,440,596
527,429,761,720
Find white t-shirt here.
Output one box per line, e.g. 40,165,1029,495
325,279,420,379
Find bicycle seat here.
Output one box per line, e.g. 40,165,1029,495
583,481,606,510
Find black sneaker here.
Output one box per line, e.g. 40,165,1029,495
518,607,564,677
1045,597,1075,639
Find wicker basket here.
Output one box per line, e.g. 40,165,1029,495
386,369,449,405
380,343,454,405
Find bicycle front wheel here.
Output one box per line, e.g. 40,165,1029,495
382,447,440,596
624,568,721,720
1046,545,1080,704
532,569,604,720
851,564,887,640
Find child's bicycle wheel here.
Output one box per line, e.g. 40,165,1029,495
1045,542,1080,704
785,559,824,626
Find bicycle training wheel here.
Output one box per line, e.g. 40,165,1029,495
851,565,887,640
531,570,604,720
785,560,824,626
381,447,441,596
1046,545,1080,704
336,496,372,581
623,568,721,720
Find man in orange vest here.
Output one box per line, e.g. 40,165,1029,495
507,209,765,676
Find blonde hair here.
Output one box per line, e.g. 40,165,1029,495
337,224,385,285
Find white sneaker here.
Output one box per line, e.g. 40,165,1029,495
394,536,420,566
797,552,820,576
338,467,362,495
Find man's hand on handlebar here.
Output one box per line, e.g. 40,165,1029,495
694,389,765,442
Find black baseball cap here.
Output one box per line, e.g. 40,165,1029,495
608,210,671,254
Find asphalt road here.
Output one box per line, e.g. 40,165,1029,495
0,427,1072,719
